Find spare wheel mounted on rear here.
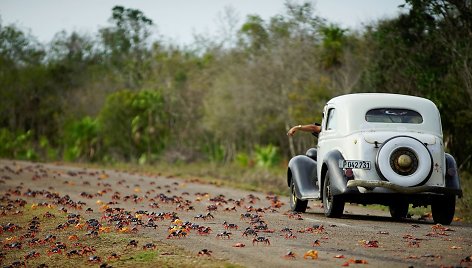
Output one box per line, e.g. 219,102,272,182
376,136,433,187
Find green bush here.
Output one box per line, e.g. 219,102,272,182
98,89,169,163
254,144,280,168
63,116,99,161
39,136,59,161
0,128,38,160
235,152,251,167
202,143,225,163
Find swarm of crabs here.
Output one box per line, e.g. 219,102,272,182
0,162,467,267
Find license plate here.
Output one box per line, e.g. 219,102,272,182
339,160,371,170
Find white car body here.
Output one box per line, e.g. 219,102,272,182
287,93,462,225
317,93,445,192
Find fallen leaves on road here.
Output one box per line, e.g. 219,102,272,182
303,250,318,259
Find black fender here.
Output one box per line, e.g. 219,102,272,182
321,150,360,197
306,148,317,161
445,153,463,198
287,155,318,200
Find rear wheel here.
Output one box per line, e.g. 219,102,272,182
322,170,344,217
432,195,456,225
389,202,409,219
290,181,308,213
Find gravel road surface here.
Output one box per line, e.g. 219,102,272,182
1,160,470,267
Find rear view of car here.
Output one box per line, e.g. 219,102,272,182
287,93,462,225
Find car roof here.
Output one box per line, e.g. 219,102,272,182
325,93,442,136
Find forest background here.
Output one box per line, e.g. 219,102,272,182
0,0,471,202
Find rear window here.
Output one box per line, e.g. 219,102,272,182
365,108,423,124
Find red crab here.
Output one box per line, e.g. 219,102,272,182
408,240,420,247
223,221,238,230
284,233,297,239
197,227,212,235
242,228,258,237
126,240,139,248
142,243,157,250
3,242,22,250
24,251,41,260
283,250,296,259
88,255,101,263
216,231,231,239
47,247,62,256
66,250,82,258
107,253,121,261
79,246,96,255
460,256,472,265
360,240,379,248
252,236,270,246
197,249,212,257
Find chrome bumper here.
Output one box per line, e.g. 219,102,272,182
346,180,462,196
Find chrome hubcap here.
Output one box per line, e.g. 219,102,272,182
291,185,296,204
390,148,418,175
397,154,412,168
325,183,331,209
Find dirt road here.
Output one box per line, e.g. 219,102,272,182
1,160,470,267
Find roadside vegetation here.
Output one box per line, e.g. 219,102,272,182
1,0,471,221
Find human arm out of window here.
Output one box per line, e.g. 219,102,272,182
287,123,321,137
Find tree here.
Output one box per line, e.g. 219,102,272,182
320,24,346,69
204,2,332,159
358,0,472,169
239,15,269,51
98,89,168,162
99,6,155,89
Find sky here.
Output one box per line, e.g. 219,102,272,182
0,0,406,45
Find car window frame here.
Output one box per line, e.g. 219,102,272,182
365,108,423,124
325,107,336,131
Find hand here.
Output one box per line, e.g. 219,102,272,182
287,126,298,137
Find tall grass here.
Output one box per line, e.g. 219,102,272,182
107,161,288,195
456,172,472,222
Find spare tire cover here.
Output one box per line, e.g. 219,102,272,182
376,136,432,187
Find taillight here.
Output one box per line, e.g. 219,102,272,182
344,168,354,180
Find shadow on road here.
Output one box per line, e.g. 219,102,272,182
304,210,438,226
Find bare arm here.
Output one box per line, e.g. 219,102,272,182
287,124,321,137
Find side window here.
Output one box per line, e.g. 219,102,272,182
325,108,336,131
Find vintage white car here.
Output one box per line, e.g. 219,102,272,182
287,93,462,224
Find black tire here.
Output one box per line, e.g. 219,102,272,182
389,202,409,219
290,181,308,213
322,170,344,218
431,195,456,225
